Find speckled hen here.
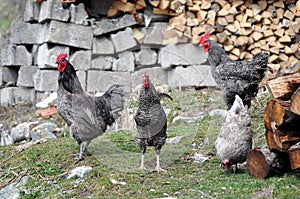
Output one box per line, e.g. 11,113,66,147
134,72,173,173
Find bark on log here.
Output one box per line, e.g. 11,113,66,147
289,143,300,170
247,146,291,179
290,87,300,116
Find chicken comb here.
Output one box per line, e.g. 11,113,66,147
142,71,148,77
199,33,210,44
56,53,68,62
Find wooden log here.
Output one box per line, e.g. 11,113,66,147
247,146,291,179
289,143,300,170
290,87,300,115
264,99,300,151
266,71,300,100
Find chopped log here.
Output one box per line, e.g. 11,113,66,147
159,0,170,10
149,0,160,7
289,143,300,170
266,71,300,100
112,0,135,12
264,99,300,151
247,146,291,179
290,87,300,115
107,7,119,18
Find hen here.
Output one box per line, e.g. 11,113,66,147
56,53,124,164
215,95,252,173
134,72,173,173
199,33,268,109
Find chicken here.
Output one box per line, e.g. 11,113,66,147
134,72,173,173
199,33,268,109
56,53,124,164
215,95,252,173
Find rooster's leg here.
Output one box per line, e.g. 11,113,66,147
233,164,238,174
140,153,146,170
72,143,85,165
155,150,166,173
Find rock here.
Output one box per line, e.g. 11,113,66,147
76,71,87,90
35,92,57,108
168,65,217,88
1,44,32,66
87,71,131,93
131,67,168,91
166,136,185,144
24,0,40,22
93,14,138,36
67,166,93,179
0,87,35,106
69,50,92,71
33,69,58,92
187,152,210,163
30,122,58,141
17,66,37,87
112,51,135,72
209,109,227,118
92,37,115,55
10,121,39,143
0,67,18,86
91,56,115,70
70,3,88,25
1,131,13,146
0,176,29,199
39,0,69,23
37,43,70,69
10,22,40,44
135,48,157,66
45,20,93,49
110,27,138,53
160,43,208,69
142,22,168,45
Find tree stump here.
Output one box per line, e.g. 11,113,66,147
247,146,291,179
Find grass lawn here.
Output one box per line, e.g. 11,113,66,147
0,89,299,198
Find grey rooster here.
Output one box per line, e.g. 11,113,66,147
56,53,124,164
134,72,173,173
199,33,268,109
215,95,252,173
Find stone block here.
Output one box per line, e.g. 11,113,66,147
135,48,157,66
142,23,168,45
112,51,135,72
46,20,93,49
92,37,114,55
93,14,138,36
39,0,69,23
168,65,217,88
91,56,115,70
33,69,58,91
17,66,37,87
132,67,168,91
37,43,70,68
24,0,40,22
160,43,208,69
76,70,86,90
0,87,35,106
0,45,32,66
10,22,40,44
87,71,131,93
70,50,91,71
111,28,138,53
0,67,18,86
70,3,88,25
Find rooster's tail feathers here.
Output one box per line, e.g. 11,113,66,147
104,84,125,121
159,93,173,101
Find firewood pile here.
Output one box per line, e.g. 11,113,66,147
247,71,300,179
105,0,300,74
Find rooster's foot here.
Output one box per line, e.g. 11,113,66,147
155,167,167,173
72,156,84,165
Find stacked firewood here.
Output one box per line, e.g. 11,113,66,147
108,0,300,74
247,71,300,179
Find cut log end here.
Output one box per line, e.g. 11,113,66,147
247,148,269,179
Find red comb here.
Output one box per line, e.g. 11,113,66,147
56,53,68,62
142,71,148,77
199,33,210,44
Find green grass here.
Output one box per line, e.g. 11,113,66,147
0,89,300,198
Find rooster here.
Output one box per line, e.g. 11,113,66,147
215,95,252,173
134,72,173,173
199,33,268,109
56,53,124,164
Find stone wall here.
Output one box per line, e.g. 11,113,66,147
0,0,216,106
